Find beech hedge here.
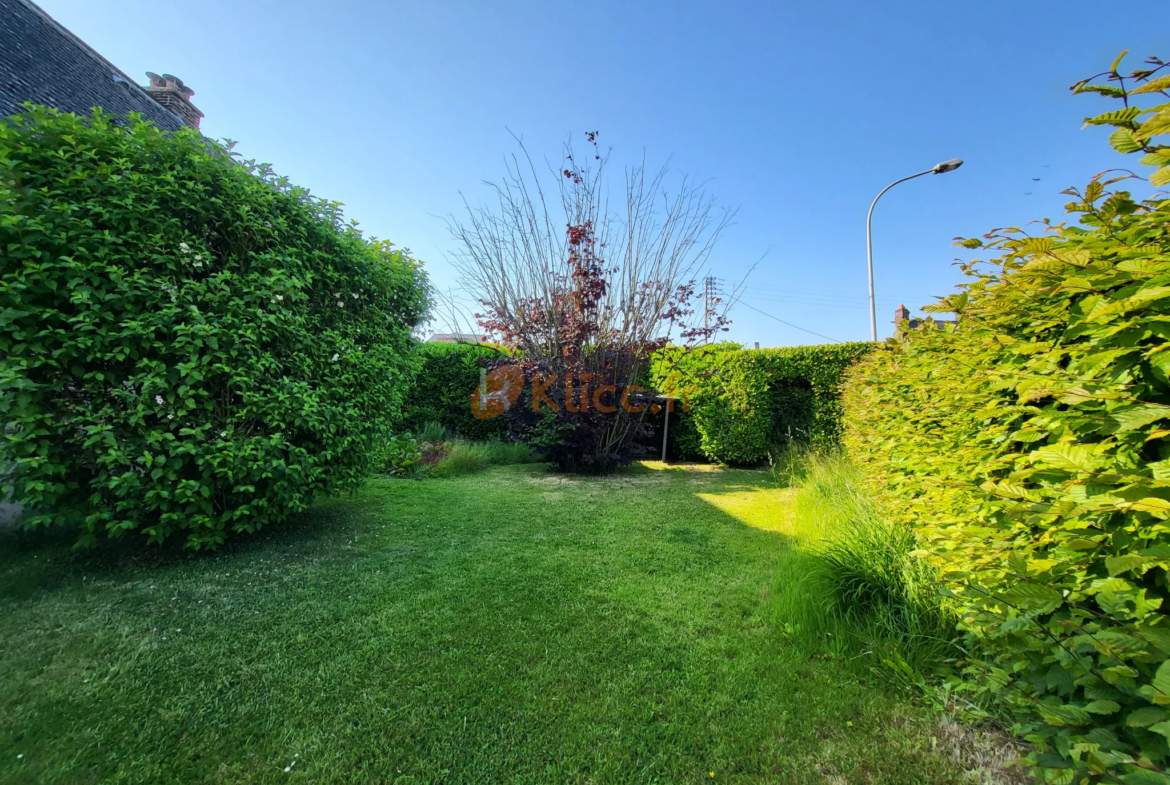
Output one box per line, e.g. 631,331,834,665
0,107,429,548
650,342,872,464
842,54,1170,783
401,342,508,440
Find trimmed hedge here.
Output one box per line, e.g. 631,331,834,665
650,342,872,464
0,107,428,549
401,342,508,440
840,60,1170,781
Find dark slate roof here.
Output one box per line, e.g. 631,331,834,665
0,0,184,130
427,333,485,344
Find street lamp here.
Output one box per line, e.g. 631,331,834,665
865,158,964,341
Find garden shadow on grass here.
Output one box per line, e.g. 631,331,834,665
0,494,373,604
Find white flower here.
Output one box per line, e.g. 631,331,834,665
155,395,164,405
179,242,190,253
331,353,340,362
275,294,284,302
351,293,358,299
220,431,227,437
167,414,174,420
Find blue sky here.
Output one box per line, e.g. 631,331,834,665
36,0,1164,344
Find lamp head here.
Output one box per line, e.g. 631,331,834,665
932,158,964,174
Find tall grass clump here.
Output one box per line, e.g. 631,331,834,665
773,450,958,676
417,420,448,444
428,440,537,478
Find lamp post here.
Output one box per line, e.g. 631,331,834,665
865,158,963,341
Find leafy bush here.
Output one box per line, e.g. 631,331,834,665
380,436,422,477
0,107,429,548
651,343,872,464
494,360,658,473
401,342,508,440
842,53,1170,783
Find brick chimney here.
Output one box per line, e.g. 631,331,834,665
894,304,910,325
143,72,203,129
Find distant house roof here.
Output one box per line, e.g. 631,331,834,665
0,0,193,131
427,332,483,344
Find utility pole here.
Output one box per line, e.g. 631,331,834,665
703,275,718,344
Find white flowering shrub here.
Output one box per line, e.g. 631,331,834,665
0,107,429,548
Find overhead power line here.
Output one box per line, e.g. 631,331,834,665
737,301,844,344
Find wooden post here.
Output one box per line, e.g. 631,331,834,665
661,400,670,463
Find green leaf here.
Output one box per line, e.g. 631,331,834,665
1133,74,1170,95
1153,661,1170,698
1151,459,1170,481
1105,405,1170,433
1084,107,1142,127
1120,768,1170,785
1150,721,1170,740
1002,582,1064,613
1136,111,1170,141
1034,443,1099,473
1107,554,1149,576
1130,498,1170,515
1086,699,1122,715
1111,127,1145,153
1127,707,1167,727
1151,166,1170,188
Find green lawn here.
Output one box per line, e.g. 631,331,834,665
1,463,999,784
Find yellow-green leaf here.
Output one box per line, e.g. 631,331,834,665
1111,127,1145,153
1084,107,1142,127
1035,443,1099,472
1133,75,1170,95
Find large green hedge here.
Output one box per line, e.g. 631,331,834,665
650,342,872,464
0,107,429,548
841,56,1170,783
401,342,509,440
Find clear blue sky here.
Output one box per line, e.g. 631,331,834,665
35,0,1165,344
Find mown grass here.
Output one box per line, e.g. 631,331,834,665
2,462,1002,784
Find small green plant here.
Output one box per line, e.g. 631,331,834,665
381,436,422,477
